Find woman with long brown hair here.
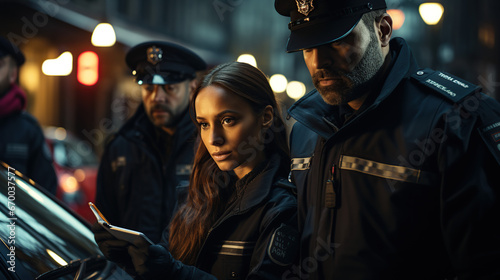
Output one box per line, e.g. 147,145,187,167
93,61,298,279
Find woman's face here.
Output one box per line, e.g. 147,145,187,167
195,85,272,179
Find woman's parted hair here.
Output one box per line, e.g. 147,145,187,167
168,62,289,265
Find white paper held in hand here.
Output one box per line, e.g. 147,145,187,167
88,202,153,245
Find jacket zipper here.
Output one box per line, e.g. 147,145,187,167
195,199,244,265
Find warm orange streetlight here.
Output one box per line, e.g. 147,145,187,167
42,51,73,76
286,81,306,100
387,9,405,30
237,54,257,68
91,23,116,47
419,3,444,25
270,74,288,93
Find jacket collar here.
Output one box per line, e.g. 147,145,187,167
0,84,26,118
234,153,284,212
288,37,418,139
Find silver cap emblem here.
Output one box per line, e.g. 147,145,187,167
147,46,163,65
296,0,314,16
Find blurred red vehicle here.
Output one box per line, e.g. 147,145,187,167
44,126,98,223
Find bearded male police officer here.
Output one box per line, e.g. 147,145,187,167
275,0,500,279
95,41,206,243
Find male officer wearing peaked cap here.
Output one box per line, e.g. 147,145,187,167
275,0,500,279
95,41,206,244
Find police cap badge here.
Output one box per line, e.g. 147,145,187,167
126,41,206,85
275,0,387,52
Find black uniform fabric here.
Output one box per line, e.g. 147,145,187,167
287,37,500,279
95,103,196,243
0,112,57,194
158,153,299,280
0,85,57,194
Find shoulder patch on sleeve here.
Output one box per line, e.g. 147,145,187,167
479,121,500,165
267,223,299,266
411,68,481,103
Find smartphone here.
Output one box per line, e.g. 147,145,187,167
89,202,153,245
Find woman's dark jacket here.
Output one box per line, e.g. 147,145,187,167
158,153,299,280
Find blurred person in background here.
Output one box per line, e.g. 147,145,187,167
95,41,206,243
275,0,500,278
0,35,57,194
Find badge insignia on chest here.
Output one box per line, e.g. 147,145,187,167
111,156,127,172
295,0,314,16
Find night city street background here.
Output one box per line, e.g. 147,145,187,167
1,0,499,158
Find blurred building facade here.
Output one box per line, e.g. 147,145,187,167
389,0,500,100
1,0,499,156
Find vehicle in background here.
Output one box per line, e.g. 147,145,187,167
0,161,133,279
44,126,98,223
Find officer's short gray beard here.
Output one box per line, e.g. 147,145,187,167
315,31,384,106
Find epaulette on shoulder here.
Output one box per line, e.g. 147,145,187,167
411,68,481,103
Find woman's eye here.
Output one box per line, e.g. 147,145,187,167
222,118,234,125
199,122,208,129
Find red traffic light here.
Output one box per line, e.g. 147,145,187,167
77,51,98,86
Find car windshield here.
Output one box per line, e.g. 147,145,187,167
0,163,102,279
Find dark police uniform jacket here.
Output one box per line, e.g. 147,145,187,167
95,103,196,243
0,111,57,194
287,37,500,279
160,153,299,280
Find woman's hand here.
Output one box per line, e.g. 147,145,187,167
91,222,137,276
128,238,174,278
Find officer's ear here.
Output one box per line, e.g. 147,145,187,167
377,13,393,48
188,78,198,95
261,105,274,129
7,57,19,84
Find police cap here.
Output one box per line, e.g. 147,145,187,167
275,0,386,52
0,36,25,66
125,41,206,85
